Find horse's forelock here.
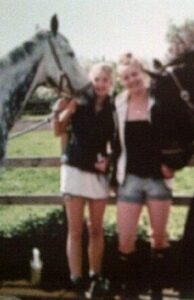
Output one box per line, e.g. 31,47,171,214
35,31,49,41
58,33,69,45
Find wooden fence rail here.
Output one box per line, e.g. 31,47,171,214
0,156,193,205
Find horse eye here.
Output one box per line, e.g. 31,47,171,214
68,51,75,58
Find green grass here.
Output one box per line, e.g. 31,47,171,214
0,129,61,194
0,168,60,194
8,130,61,157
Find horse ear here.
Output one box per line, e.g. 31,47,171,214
50,14,58,36
153,59,163,71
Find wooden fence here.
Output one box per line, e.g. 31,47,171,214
0,156,193,205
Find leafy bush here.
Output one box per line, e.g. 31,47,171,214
0,206,64,238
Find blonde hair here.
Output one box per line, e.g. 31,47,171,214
117,52,143,75
89,62,113,81
117,52,150,87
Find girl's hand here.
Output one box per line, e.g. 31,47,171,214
67,98,79,114
94,157,109,173
52,98,69,113
58,98,79,122
161,164,175,179
109,186,118,198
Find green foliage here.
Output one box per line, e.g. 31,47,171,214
173,167,194,196
167,19,194,43
104,206,189,240
113,79,124,96
0,204,189,240
24,87,58,115
24,102,51,115
0,205,64,238
166,19,194,58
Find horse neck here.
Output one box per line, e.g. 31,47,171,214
0,39,45,131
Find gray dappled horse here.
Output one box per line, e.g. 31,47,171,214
0,15,89,162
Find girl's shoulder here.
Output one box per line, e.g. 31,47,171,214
115,90,129,105
114,90,129,113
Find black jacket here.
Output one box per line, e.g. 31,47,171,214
64,92,115,173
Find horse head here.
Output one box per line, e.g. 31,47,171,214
144,53,194,169
21,14,90,109
36,15,90,96
0,15,90,163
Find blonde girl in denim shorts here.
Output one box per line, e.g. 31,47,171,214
113,53,174,299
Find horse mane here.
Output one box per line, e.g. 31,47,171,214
0,28,71,74
0,31,50,71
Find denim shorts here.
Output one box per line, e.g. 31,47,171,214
118,174,172,204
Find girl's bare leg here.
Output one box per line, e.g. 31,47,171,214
65,197,85,278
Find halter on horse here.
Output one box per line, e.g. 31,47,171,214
146,51,194,169
0,15,90,163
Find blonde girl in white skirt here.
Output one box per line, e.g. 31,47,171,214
52,63,115,296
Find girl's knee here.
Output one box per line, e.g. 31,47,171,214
87,221,103,238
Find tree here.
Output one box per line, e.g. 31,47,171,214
166,19,194,61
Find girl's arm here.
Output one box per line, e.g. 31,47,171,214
161,164,175,179
52,98,78,136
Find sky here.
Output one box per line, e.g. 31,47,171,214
0,0,194,63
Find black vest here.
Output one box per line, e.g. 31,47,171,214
64,94,115,173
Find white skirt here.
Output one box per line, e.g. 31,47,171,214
60,164,109,200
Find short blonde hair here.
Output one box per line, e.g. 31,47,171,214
117,52,143,75
117,52,150,87
89,62,113,80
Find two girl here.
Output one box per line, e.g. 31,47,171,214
53,56,173,298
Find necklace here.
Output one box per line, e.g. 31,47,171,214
127,96,149,120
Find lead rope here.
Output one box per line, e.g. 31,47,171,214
9,113,54,140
